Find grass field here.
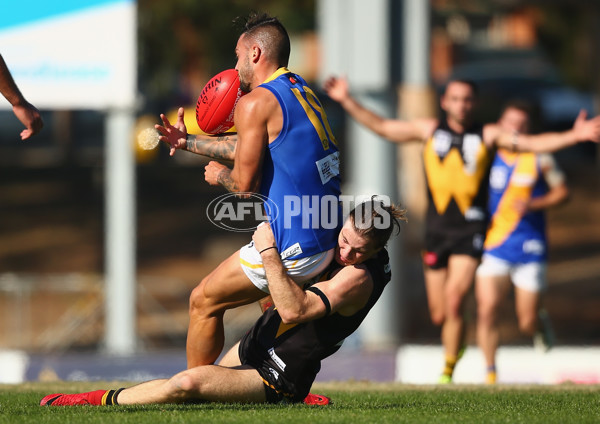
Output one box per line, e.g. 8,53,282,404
1,381,599,424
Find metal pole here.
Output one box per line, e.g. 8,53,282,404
319,0,400,348
104,109,136,355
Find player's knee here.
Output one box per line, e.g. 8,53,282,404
189,277,220,315
169,371,199,400
430,310,445,326
477,302,496,325
518,315,536,336
445,294,464,319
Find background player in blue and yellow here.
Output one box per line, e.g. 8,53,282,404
324,76,600,383
476,101,568,384
157,13,341,375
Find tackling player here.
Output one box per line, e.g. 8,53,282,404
41,199,406,406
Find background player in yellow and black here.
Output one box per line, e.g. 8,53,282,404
324,75,600,383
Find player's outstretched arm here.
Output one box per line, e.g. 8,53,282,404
156,107,238,160
487,110,600,153
323,75,434,143
0,54,43,140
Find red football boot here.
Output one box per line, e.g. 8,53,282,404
303,392,331,405
40,390,107,406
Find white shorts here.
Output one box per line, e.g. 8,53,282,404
240,241,335,293
476,253,547,293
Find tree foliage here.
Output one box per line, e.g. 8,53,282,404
137,0,315,112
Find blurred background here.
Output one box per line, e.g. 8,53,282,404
0,0,599,381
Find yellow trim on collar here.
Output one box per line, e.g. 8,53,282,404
262,67,291,84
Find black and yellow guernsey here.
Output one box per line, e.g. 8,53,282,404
238,249,392,403
423,119,493,238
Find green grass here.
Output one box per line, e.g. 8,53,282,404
1,381,600,424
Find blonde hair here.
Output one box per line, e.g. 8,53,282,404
349,196,407,250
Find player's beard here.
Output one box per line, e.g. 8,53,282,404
238,57,253,93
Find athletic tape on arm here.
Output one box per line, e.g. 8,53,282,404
306,286,331,316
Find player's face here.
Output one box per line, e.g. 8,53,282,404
498,107,529,134
441,82,476,126
334,219,378,266
235,35,253,92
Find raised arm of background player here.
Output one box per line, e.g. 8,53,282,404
0,54,43,140
156,107,238,161
323,76,600,152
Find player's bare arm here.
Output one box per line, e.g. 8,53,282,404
186,133,237,161
253,223,373,324
156,107,238,160
0,54,43,140
525,155,569,212
323,75,436,143
484,109,600,153
205,89,273,193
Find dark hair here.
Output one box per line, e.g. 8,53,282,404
500,99,533,117
349,196,407,250
444,79,479,97
235,12,290,67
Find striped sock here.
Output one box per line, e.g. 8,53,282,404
101,388,125,406
442,355,458,377
486,365,497,384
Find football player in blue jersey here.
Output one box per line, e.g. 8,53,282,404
156,13,341,384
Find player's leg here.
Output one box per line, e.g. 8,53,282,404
475,269,510,383
42,366,266,406
187,250,266,368
117,365,266,405
439,254,478,381
217,341,242,367
512,262,553,351
423,266,447,327
514,286,539,336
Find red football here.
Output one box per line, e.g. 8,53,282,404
195,69,245,134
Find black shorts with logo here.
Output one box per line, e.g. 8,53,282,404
423,230,484,270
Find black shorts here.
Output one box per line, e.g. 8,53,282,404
423,231,484,269
238,331,306,404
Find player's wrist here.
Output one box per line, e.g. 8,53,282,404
259,245,278,255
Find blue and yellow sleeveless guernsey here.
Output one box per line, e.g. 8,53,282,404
259,68,341,260
484,149,548,263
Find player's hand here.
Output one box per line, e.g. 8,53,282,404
323,76,350,103
572,109,600,143
252,222,277,253
13,101,43,140
204,160,228,186
156,107,188,156
512,198,529,216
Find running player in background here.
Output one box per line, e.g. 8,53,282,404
40,199,406,406
156,13,341,376
476,101,568,384
0,53,43,140
324,75,600,383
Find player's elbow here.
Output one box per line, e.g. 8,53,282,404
277,306,307,325
556,185,570,205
